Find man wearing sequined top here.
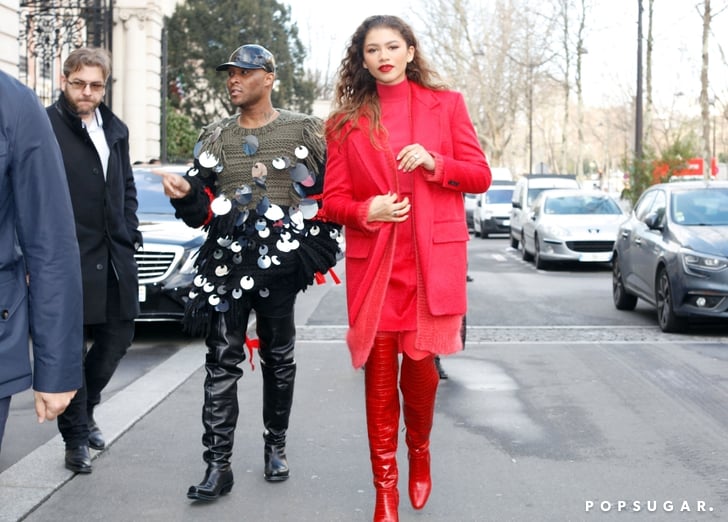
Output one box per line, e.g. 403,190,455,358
159,44,342,502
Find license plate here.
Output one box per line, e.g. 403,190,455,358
138,285,147,302
579,252,612,262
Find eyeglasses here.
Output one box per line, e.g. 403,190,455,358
67,79,106,92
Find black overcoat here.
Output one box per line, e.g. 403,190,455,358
47,94,141,324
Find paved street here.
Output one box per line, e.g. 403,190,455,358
2,239,728,521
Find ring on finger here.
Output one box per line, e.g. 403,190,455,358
413,153,420,159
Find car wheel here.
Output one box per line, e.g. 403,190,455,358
480,222,489,239
655,267,687,332
521,232,533,261
612,254,637,310
534,234,548,269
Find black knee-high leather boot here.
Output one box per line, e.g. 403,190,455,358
257,313,296,482
187,313,245,501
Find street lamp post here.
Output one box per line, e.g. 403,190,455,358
635,0,644,162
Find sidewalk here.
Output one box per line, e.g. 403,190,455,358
0,332,494,522
0,341,205,522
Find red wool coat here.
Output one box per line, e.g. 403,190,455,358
324,82,491,368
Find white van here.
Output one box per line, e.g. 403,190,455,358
509,174,579,248
473,181,515,238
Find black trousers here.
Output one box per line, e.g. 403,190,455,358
200,283,298,464
58,275,135,447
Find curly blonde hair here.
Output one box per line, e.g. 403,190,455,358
326,15,446,144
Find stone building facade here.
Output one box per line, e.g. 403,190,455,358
0,0,181,164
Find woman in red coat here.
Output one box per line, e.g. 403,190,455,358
324,15,492,522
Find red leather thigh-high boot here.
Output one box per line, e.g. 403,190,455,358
365,334,401,522
400,353,439,510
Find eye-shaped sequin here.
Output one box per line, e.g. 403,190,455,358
251,162,267,180
203,282,215,293
242,135,259,156
235,185,253,206
300,171,316,188
288,208,304,229
290,163,310,182
215,300,230,313
294,145,309,159
257,255,271,269
299,198,318,219
215,265,230,277
292,182,306,198
259,287,270,298
198,151,219,168
236,209,250,227
211,195,232,215
265,203,284,221
256,196,271,216
193,274,206,287
208,295,220,306
232,288,243,299
240,275,254,290
217,236,232,247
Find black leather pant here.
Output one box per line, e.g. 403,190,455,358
200,286,297,466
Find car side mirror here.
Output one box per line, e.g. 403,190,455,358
512,201,521,209
644,211,664,230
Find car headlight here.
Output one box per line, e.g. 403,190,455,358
540,224,570,239
681,249,728,275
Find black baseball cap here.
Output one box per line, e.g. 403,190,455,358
216,44,276,73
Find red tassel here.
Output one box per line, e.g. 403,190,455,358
314,271,326,285
328,268,341,284
244,336,259,371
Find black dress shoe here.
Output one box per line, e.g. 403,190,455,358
65,445,92,474
187,465,234,501
88,421,106,451
264,444,290,482
434,356,449,380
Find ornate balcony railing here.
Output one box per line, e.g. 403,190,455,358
18,0,112,106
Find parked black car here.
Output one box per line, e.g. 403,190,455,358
612,180,728,332
133,164,204,321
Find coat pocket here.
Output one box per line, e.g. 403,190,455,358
0,269,28,342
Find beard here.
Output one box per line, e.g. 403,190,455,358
64,90,99,119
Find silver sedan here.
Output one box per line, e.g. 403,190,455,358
521,189,627,269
